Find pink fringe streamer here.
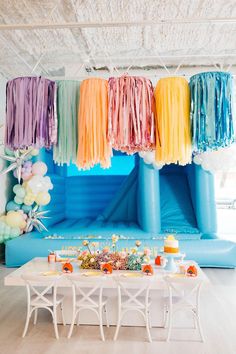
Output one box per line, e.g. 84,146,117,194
108,76,156,154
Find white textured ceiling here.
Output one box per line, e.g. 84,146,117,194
0,0,236,79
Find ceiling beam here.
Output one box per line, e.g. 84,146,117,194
0,17,236,31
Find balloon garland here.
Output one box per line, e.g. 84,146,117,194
0,148,53,243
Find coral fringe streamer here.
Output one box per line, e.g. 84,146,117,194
77,78,112,170
5,76,57,149
154,77,192,166
108,76,156,154
53,80,80,165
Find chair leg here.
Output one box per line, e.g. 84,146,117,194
149,312,152,329
113,310,122,341
145,310,152,343
68,310,76,339
53,309,59,340
193,310,197,329
76,311,80,326
166,309,172,342
60,303,66,326
22,307,32,338
33,308,38,325
99,308,105,341
196,312,205,342
104,305,109,328
163,305,169,328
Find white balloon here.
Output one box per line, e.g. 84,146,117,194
195,144,236,174
28,175,53,194
153,162,163,170
139,151,145,158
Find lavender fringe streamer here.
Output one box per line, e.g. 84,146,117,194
190,71,235,152
5,77,57,149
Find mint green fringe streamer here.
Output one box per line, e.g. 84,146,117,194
190,71,235,152
53,80,80,165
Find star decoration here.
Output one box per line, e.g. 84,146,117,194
0,149,33,183
25,205,50,233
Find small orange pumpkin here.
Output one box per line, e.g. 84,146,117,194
101,262,113,274
186,265,197,277
155,255,162,266
142,264,153,276
62,262,73,273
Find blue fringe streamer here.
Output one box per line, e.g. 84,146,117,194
190,71,235,152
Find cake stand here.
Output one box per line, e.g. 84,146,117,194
159,252,186,273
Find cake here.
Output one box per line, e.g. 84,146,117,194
164,235,179,253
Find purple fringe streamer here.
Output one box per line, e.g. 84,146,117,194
5,76,57,149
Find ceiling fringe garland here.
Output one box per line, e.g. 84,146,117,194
53,80,80,165
76,78,112,170
5,77,57,150
108,76,156,154
3,71,235,171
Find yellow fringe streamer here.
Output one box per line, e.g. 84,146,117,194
154,77,192,166
77,78,112,169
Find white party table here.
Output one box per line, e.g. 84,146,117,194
4,257,209,326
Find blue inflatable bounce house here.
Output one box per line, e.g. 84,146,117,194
5,149,236,268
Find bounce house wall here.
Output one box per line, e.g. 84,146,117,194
187,164,217,238
65,175,126,220
38,150,217,237
137,160,161,233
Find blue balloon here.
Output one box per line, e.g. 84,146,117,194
4,148,14,156
21,204,33,214
6,200,21,212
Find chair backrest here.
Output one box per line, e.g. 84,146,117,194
114,275,153,309
67,273,106,307
21,273,62,307
164,275,203,309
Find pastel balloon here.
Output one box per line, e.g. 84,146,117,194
21,204,32,214
22,172,32,181
4,148,14,156
14,196,24,205
19,219,27,229
28,175,45,193
30,149,39,156
23,161,32,168
23,194,35,206
6,200,21,212
6,211,25,228
32,162,47,176
35,192,51,206
13,184,21,194
13,185,26,198
43,176,53,191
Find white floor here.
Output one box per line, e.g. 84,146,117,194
0,265,236,354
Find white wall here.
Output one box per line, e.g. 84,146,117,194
0,76,8,214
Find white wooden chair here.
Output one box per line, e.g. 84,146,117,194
67,273,109,341
164,275,204,342
21,273,65,339
113,275,153,342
